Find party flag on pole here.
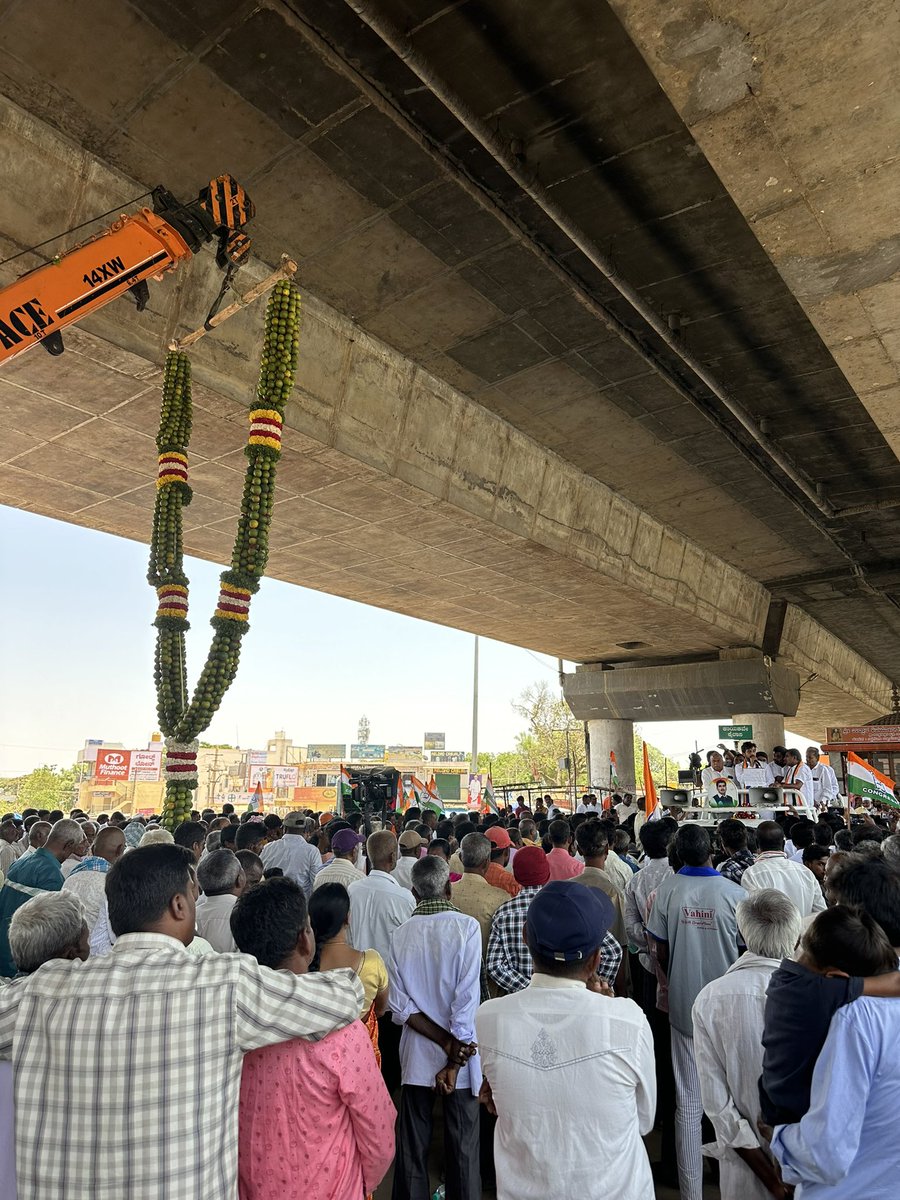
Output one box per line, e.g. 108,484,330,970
643,741,660,821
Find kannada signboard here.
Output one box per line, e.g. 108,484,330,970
827,726,900,747
351,744,385,761
423,732,446,751
718,724,753,741
431,750,468,763
248,750,269,766
95,749,132,781
130,749,162,782
306,744,347,761
272,765,299,789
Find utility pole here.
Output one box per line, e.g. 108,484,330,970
470,635,479,776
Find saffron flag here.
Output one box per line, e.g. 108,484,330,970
847,751,900,810
643,741,660,821
610,750,619,792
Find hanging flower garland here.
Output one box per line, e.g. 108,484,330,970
148,279,301,829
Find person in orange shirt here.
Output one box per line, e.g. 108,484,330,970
483,828,521,898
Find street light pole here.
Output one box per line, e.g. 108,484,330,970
470,635,479,776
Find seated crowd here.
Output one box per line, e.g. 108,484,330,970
0,759,898,1200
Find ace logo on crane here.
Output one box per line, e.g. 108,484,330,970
0,297,55,351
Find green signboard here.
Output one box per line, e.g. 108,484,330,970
718,724,753,741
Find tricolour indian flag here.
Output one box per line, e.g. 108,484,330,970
482,772,499,815
847,750,900,810
338,765,352,814
424,774,444,815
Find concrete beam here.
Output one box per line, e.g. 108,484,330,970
609,0,900,467
564,656,801,722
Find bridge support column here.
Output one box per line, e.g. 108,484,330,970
587,718,636,795
729,712,786,755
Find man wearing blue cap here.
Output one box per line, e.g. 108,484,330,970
476,881,655,1200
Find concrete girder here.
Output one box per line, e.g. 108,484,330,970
0,95,891,735
609,0,900,468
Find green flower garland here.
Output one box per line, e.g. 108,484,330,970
148,279,300,829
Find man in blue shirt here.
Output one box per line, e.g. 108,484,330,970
0,818,83,976
771,997,900,1197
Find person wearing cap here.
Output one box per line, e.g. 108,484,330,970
313,828,365,891
486,847,622,996
393,829,427,891
259,811,321,898
388,855,482,1200
477,881,655,1200
483,827,521,899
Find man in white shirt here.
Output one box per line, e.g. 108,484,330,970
259,811,321,896
740,822,826,917
733,743,776,789
62,826,125,934
348,831,415,961
615,794,636,824
195,849,245,952
806,747,839,807
392,829,426,890
0,820,22,877
312,828,365,891
779,748,814,803
692,889,802,1200
348,830,415,1094
389,854,482,1200
576,794,599,815
701,751,729,791
478,880,655,1200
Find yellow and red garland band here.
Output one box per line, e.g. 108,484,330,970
248,408,283,451
156,583,188,622
163,741,199,788
157,450,189,489
214,582,252,623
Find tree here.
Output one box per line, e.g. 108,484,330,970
509,681,587,788
0,763,81,812
633,730,675,790
476,750,530,787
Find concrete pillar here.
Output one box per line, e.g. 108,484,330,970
730,713,786,754
587,718,636,793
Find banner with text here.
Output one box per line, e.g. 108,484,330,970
272,765,299,789
130,749,162,782
95,750,132,781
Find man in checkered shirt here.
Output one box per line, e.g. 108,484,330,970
486,845,622,994
0,843,364,1200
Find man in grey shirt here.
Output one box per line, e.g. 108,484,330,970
647,824,744,1200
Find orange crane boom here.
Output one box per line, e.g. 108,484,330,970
0,175,254,367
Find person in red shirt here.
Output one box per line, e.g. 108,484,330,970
545,819,585,881
483,828,521,898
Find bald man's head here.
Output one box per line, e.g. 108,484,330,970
93,825,126,865
366,829,397,872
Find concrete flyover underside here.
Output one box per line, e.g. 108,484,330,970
0,97,888,739
0,0,897,740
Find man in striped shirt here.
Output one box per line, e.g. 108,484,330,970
0,843,364,1200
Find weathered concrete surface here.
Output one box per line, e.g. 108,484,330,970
610,0,900,438
0,96,889,736
565,656,802,722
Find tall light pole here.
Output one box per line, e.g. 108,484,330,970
470,635,479,776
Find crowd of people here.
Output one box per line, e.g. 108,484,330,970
1,745,899,1200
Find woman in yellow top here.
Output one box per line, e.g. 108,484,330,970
308,882,389,1062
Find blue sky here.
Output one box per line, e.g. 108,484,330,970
0,504,815,776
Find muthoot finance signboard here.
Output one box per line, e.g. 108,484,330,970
95,750,132,781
